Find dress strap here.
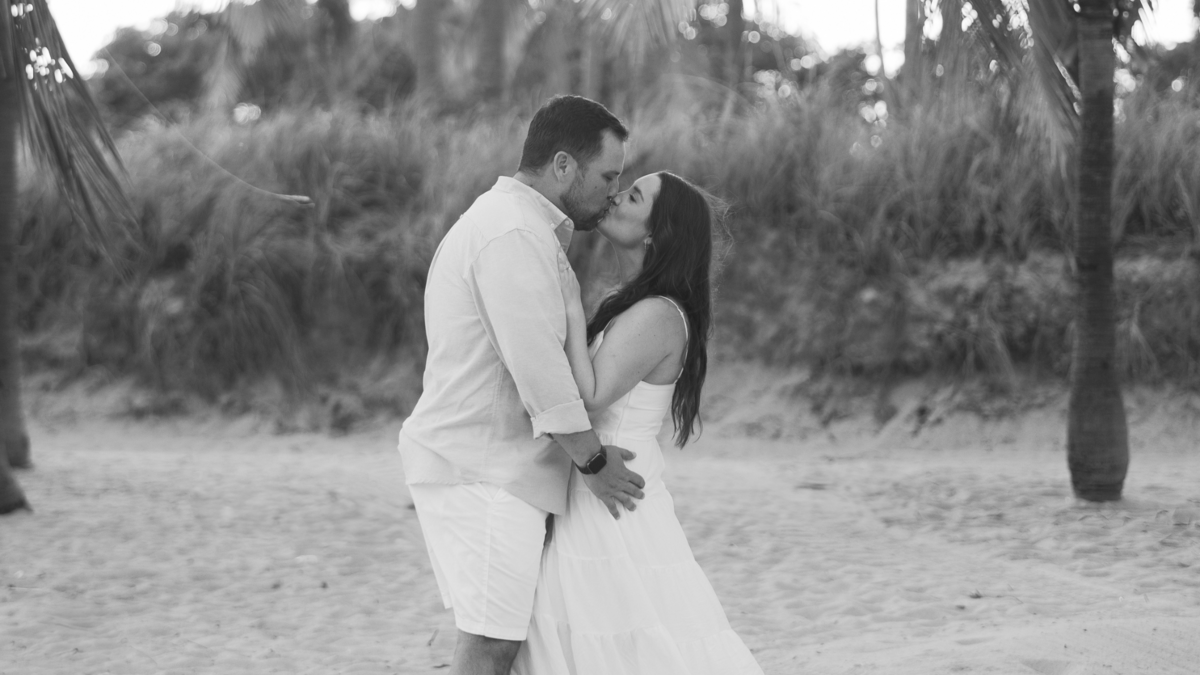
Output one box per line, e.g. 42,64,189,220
655,296,689,344
653,296,689,385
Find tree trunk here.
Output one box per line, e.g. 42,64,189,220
725,0,745,89
1192,0,1200,75
541,2,572,97
580,27,605,102
317,0,354,51
0,11,32,514
938,0,963,82
904,0,925,91
1067,0,1128,502
475,0,507,102
414,0,444,95
875,0,886,73
314,0,355,105
936,0,966,113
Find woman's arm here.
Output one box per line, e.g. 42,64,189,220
561,284,685,411
561,272,598,407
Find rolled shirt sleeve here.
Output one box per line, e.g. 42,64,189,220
469,230,592,438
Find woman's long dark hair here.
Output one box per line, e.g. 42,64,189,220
586,172,720,447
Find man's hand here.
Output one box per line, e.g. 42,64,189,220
580,446,645,519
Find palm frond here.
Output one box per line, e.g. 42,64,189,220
1022,0,1081,134
965,0,1025,75
204,0,304,111
1012,1,1155,138
1115,0,1155,45
229,0,303,62
578,0,693,62
203,36,243,113
2,0,135,246
945,1,1070,110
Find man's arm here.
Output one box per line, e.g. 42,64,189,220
550,429,644,518
469,230,643,516
469,231,589,436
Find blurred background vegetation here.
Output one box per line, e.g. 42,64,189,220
13,0,1200,429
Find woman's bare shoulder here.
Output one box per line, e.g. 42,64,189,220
608,296,687,341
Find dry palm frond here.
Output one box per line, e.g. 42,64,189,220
2,0,135,249
578,0,693,63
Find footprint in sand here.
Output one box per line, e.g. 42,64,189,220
1020,659,1083,675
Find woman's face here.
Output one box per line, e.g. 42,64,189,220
597,174,662,249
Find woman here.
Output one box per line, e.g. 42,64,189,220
512,172,763,675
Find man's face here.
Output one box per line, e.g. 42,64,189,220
562,130,626,232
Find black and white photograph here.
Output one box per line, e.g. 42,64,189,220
1,1,1198,673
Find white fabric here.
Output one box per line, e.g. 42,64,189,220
399,177,593,515
409,482,549,641
512,330,764,674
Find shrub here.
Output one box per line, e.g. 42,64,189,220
16,82,1200,418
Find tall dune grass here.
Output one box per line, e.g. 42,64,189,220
17,103,516,404
15,82,1200,421
620,79,1200,386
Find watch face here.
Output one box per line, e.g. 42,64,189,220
578,448,607,474
586,449,607,474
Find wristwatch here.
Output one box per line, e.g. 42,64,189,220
576,447,608,475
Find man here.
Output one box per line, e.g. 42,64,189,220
398,96,646,675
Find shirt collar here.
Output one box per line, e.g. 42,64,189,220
494,176,574,252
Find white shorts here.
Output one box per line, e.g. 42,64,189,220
408,482,548,641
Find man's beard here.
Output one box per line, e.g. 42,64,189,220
562,175,608,232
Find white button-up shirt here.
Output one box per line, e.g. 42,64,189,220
397,177,592,515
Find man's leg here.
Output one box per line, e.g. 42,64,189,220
451,631,523,675
409,483,547,673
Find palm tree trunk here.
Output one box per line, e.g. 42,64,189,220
1192,0,1200,76
541,2,571,97
475,0,507,102
936,0,967,115
1067,0,1128,502
875,0,886,73
414,0,444,95
313,0,355,105
0,10,32,514
580,27,604,102
317,0,354,50
939,0,963,82
725,0,745,89
717,0,746,123
904,0,925,94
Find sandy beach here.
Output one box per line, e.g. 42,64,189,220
2,370,1199,674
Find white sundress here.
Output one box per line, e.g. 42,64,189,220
511,298,764,675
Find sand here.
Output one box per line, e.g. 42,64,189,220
2,375,1198,674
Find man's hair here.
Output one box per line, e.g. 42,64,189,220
518,95,629,174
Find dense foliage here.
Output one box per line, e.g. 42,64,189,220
13,2,1200,423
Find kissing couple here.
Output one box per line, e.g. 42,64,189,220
398,95,763,675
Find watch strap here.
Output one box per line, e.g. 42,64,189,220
576,447,607,475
